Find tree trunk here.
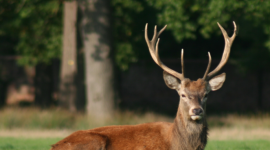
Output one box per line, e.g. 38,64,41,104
79,0,114,120
59,1,77,112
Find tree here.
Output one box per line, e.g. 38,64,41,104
78,0,114,120
1,0,270,110
17,0,62,107
145,0,270,109
112,0,270,109
59,0,77,112
0,0,63,107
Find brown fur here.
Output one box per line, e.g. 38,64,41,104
54,21,234,150
51,122,172,150
183,79,206,93
50,78,211,150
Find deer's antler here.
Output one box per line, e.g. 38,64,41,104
145,24,185,80
203,21,237,80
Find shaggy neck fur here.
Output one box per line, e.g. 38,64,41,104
170,101,208,150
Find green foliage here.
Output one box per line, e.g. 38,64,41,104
191,0,270,72
112,0,146,70
147,0,198,41
115,43,137,70
1,0,270,72
0,0,62,66
113,0,270,72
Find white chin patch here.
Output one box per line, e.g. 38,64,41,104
191,115,202,121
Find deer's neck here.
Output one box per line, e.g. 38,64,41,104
170,104,208,150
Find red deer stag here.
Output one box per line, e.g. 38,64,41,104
50,22,237,150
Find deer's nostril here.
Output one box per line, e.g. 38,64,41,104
192,108,203,115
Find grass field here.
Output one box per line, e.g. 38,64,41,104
1,107,270,130
206,140,270,150
0,137,60,150
0,137,269,150
0,107,270,149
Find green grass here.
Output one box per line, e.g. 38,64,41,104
1,107,270,149
0,137,61,150
206,140,270,150
0,137,269,150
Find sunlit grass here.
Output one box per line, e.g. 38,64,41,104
0,137,60,150
206,140,270,150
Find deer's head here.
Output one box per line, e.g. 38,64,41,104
145,22,237,122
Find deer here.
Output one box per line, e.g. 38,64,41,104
50,21,237,150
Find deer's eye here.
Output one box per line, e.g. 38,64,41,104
181,94,186,98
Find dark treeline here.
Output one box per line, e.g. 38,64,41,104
0,0,270,115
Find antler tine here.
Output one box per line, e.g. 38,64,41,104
202,52,212,80
181,49,185,77
206,21,237,80
145,23,185,80
152,25,158,41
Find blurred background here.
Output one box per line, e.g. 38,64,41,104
0,0,270,149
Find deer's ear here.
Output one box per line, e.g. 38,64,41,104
163,71,180,89
209,73,226,91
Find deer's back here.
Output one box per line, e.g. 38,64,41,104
50,122,173,150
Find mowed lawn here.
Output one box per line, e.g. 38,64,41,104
0,137,269,150
0,137,60,150
206,140,270,150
